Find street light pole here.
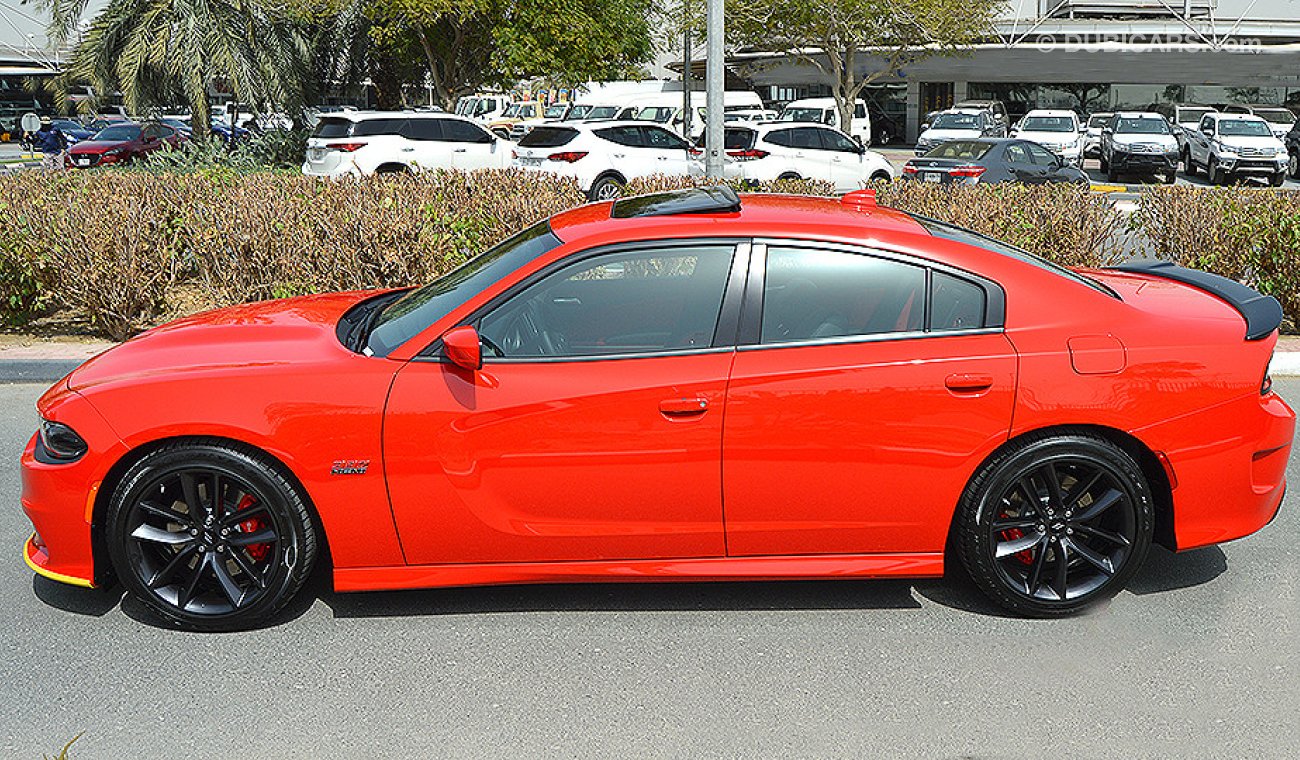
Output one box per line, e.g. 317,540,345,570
704,0,724,179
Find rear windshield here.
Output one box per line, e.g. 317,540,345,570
634,107,675,123
780,107,828,123
1253,108,1295,125
693,128,756,150
584,106,620,120
313,117,353,138
1087,114,1112,127
912,215,1117,299
925,141,992,159
1176,107,1214,124
567,105,593,119
519,126,578,148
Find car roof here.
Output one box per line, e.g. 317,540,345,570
783,97,862,107
1023,109,1076,118
1112,111,1163,119
1208,112,1268,121
323,110,479,123
935,108,986,116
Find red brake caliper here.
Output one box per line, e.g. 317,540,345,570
999,520,1036,565
234,494,271,562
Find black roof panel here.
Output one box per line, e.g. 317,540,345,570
610,186,741,219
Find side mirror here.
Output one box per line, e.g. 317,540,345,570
442,325,482,371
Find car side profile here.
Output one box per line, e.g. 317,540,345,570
22,187,1292,631
68,122,186,168
915,109,1004,156
302,111,508,177
512,121,695,200
903,138,1089,185
694,123,894,192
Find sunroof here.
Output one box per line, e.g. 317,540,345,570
610,186,742,218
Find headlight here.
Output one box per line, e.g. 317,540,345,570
37,419,88,462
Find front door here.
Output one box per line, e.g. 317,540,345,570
722,243,1017,556
384,242,744,565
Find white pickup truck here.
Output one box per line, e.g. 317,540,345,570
1183,112,1288,186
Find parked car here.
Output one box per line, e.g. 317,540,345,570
210,119,251,145
1082,112,1114,158
777,97,873,146
903,138,1089,185
1182,112,1288,186
49,119,95,144
486,101,542,139
67,122,185,168
626,91,765,140
302,111,508,177
726,108,779,123
1011,110,1084,166
915,109,1004,155
693,123,894,193
1151,103,1217,151
507,102,575,142
513,121,694,200
1221,104,1297,140
158,118,194,137
22,185,1292,630
1099,112,1180,183
952,99,1010,135
1285,120,1300,179
455,94,511,123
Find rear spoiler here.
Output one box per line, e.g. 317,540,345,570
1110,260,1283,341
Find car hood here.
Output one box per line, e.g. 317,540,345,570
67,291,377,393
70,140,132,153
1018,131,1078,143
1217,134,1285,150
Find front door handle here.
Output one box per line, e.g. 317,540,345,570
659,397,709,416
945,373,994,393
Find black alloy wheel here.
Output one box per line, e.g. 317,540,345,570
957,433,1153,617
107,442,317,631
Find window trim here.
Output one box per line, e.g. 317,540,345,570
417,238,752,364
735,238,1006,351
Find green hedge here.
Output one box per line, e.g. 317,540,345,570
0,170,1295,339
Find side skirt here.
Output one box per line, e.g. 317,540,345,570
334,552,945,593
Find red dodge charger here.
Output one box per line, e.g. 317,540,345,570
21,187,1293,630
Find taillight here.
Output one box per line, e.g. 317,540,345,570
688,147,703,157
1262,366,1274,395
327,142,367,153
726,148,768,161
950,165,987,178
902,164,918,175
547,151,588,163
511,149,518,159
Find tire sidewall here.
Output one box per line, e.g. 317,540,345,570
106,444,314,630
958,434,1154,617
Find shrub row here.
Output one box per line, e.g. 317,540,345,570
0,170,1295,339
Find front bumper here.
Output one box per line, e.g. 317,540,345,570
24,533,94,588
1110,151,1178,173
1217,156,1288,175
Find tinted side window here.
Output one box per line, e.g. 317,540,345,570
1026,143,1057,166
820,129,859,153
787,128,823,149
353,119,409,136
402,118,443,141
594,126,642,147
479,245,735,358
442,119,492,143
313,118,353,138
640,126,690,150
761,247,925,344
931,271,986,331
854,103,866,118
1005,143,1031,164
765,129,795,147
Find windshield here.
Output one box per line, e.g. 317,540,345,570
1020,116,1075,133
924,141,992,159
585,106,619,120
366,220,562,356
543,104,568,119
780,107,827,123
1087,114,1113,128
1219,119,1273,137
567,105,593,120
93,124,141,141
501,104,521,118
1253,108,1295,125
1115,117,1170,135
1177,108,1214,125
931,113,981,130
634,106,675,123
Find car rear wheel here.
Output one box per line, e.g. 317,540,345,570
777,172,801,181
106,442,317,631
588,175,624,201
956,433,1153,617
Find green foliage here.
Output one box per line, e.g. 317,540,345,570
136,130,311,174
0,200,49,325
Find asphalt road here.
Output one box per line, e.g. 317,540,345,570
3,380,1298,759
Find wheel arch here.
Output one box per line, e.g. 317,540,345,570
89,435,332,587
947,423,1176,559
373,162,411,174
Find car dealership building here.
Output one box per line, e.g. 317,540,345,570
720,0,1300,142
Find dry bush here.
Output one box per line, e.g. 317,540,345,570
1131,187,1300,330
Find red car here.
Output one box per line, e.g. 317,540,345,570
67,122,184,168
21,188,1293,630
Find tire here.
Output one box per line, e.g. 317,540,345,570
1182,148,1197,177
1162,169,1176,185
955,432,1153,617
777,172,801,181
1208,156,1225,185
1289,151,1299,179
588,174,624,201
869,171,891,183
106,441,318,631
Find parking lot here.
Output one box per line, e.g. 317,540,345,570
3,378,1297,759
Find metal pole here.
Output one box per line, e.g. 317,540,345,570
704,0,724,178
682,26,692,139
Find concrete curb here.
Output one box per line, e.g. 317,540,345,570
1270,352,1300,378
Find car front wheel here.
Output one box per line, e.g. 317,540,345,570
956,433,1153,617
1182,148,1197,177
106,442,318,631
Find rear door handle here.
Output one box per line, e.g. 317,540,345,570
659,397,710,416
945,373,994,393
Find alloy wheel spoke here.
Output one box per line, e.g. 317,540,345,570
996,532,1044,559
219,501,268,527
1065,538,1115,576
177,553,210,611
210,473,226,523
227,548,267,590
1025,542,1050,596
229,528,277,547
131,523,194,546
1016,476,1045,518
148,545,196,589
1041,463,1065,509
211,556,245,608
138,500,193,527
992,516,1039,531
1066,469,1105,508
180,472,205,524
1074,523,1131,548
1052,541,1071,600
1075,488,1124,522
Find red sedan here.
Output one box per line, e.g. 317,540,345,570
67,122,184,168
21,188,1293,630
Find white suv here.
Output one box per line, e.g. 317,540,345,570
1012,109,1084,166
697,123,894,193
302,111,508,177
512,121,695,200
777,97,872,146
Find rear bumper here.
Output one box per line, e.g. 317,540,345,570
1137,391,1295,551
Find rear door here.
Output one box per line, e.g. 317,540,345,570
722,241,1017,556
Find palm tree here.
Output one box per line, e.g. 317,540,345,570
38,0,315,136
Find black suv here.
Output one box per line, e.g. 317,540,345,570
1286,120,1300,179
